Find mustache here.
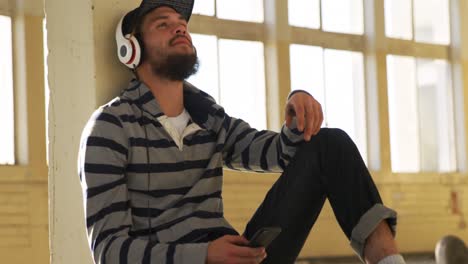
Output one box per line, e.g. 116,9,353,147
169,35,192,46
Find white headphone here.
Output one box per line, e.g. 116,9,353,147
115,15,142,69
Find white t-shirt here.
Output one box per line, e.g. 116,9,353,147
167,109,190,137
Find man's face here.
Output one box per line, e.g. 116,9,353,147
139,6,198,80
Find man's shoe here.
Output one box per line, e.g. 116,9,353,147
435,235,468,264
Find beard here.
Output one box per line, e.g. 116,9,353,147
146,46,199,81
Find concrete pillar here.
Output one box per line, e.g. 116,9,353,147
45,0,136,263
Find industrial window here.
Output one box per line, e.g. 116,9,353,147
192,0,215,16
188,35,267,130
190,0,267,129
188,0,462,175
387,56,455,172
193,0,264,22
289,0,364,34
385,0,450,44
289,45,367,162
384,0,455,172
288,0,320,29
287,0,368,162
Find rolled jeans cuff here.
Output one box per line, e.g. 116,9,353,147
350,203,398,262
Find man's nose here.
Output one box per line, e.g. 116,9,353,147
174,25,186,35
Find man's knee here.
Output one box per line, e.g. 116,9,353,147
292,128,354,167
296,128,362,173
325,127,352,142
304,128,353,149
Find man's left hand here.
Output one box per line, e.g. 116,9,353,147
285,91,323,141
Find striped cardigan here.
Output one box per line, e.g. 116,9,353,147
78,79,304,263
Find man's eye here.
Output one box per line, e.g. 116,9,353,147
157,23,168,28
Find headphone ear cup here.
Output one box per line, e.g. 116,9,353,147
126,35,142,68
117,38,133,66
115,15,141,69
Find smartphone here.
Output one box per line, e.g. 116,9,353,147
247,227,282,248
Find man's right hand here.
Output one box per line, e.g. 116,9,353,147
206,235,267,264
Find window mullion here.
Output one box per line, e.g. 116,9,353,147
12,14,29,166
414,59,423,172
319,0,323,30
214,0,217,18
321,49,327,127
410,0,415,41
449,0,468,172
363,0,390,173
215,37,221,106
263,0,290,131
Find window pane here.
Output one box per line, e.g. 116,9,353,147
324,49,367,161
193,0,215,16
216,0,264,23
218,39,266,130
187,34,219,100
290,44,324,104
321,0,364,34
384,0,412,39
387,55,419,172
288,0,320,28
290,45,367,162
413,0,450,44
387,55,456,173
416,59,455,172
0,16,14,165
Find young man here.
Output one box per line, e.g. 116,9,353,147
78,1,406,263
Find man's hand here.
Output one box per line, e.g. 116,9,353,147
285,91,323,141
206,235,267,264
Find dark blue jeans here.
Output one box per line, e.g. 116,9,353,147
243,128,397,263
